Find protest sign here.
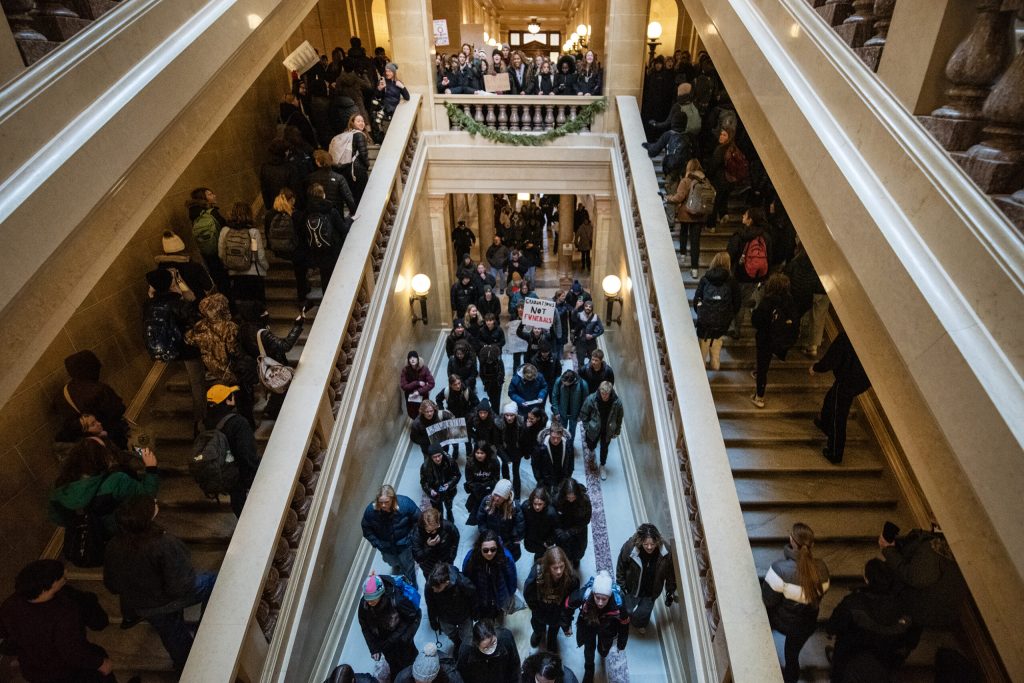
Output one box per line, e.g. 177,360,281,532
427,418,468,446
283,41,320,75
483,72,511,93
522,297,556,330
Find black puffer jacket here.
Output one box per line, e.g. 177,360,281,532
411,518,460,578
103,527,196,615
420,453,461,502
784,251,825,317
693,266,741,339
425,564,476,630
457,626,520,683
436,383,479,420
522,503,559,555
306,167,357,217
357,576,421,655
260,152,303,210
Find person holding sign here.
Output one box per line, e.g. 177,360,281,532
411,400,454,460
400,351,436,419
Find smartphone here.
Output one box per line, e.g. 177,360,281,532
882,521,900,543
132,446,145,460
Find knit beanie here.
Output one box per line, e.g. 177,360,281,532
408,350,419,361
362,574,384,601
503,402,518,416
162,230,186,254
411,643,441,681
493,479,513,499
592,570,613,597
386,62,398,74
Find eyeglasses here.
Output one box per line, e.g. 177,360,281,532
481,547,498,554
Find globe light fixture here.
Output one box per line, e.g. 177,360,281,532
646,21,663,40
602,275,624,326
576,24,587,36
527,18,541,34
410,273,431,325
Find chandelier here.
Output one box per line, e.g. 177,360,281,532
527,18,541,34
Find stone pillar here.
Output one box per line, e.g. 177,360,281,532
428,193,454,323
557,194,576,285
478,193,495,258
387,0,437,130
602,0,647,131
591,196,613,291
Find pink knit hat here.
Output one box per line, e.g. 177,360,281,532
362,574,384,601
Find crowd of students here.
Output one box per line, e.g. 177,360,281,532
648,51,973,683
435,44,604,97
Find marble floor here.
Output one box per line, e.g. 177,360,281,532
337,232,673,681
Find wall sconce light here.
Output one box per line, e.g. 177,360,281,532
602,275,623,326
410,273,431,325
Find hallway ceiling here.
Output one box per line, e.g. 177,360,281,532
485,0,578,24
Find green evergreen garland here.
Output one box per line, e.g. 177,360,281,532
445,98,608,146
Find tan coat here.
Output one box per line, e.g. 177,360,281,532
667,170,708,224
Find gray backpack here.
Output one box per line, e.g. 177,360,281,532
190,414,240,498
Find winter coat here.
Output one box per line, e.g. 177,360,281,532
358,575,421,655
486,243,509,269
379,78,410,115
522,504,560,555
154,254,215,303
477,293,502,321
143,291,196,360
425,564,477,630
456,625,520,683
693,266,741,339
579,362,615,396
451,280,479,315
517,325,551,362
526,71,555,95
464,457,500,497
58,352,127,439
447,351,479,388
462,548,518,618
533,352,561,392
446,329,472,357
555,494,592,562
509,369,548,415
468,408,502,449
204,407,260,484
566,581,630,649
881,529,966,628
551,376,590,422
553,56,576,95
306,167,357,217
578,390,624,442
573,66,602,96
218,225,269,277
301,198,349,255
573,220,593,251
103,527,196,615
532,436,576,488
761,544,831,635
615,540,677,600
0,585,108,682
410,519,460,578
435,384,479,420
279,101,317,148
571,312,603,358
524,562,579,628
813,332,871,396
400,364,436,419
411,409,453,455
478,348,505,389
477,498,525,549
477,323,505,349
361,495,421,556
420,454,461,503
335,72,373,130
498,415,525,458
239,316,303,366
666,170,712,223
727,225,773,284
784,251,825,316
260,153,303,210
752,292,797,356
826,585,922,680
49,468,160,537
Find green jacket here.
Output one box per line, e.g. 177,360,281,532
49,469,160,535
578,391,624,442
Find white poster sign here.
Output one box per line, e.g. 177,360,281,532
283,41,320,75
433,19,450,47
522,297,556,330
426,417,468,446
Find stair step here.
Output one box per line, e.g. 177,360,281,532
736,475,899,509
714,392,827,418
155,474,234,514
728,443,881,473
744,508,908,543
751,539,882,580
159,507,236,544
90,619,175,671
720,416,869,445
709,368,833,391
66,548,225,583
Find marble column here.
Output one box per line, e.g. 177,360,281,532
591,196,613,292
602,0,647,131
558,194,576,285
387,0,436,130
478,193,495,258
877,0,978,115
428,194,454,323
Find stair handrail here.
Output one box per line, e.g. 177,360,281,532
616,95,783,682
182,95,421,683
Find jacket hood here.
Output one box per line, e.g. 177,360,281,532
65,350,102,380
629,542,670,565
52,474,105,510
705,266,730,285
199,293,232,322
687,169,707,180
306,198,334,214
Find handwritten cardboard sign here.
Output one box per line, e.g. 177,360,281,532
522,297,556,330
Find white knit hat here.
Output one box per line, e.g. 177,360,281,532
411,642,441,681
162,230,186,254
502,402,518,415
493,479,513,499
592,570,613,596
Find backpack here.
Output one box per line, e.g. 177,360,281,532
684,176,717,217
192,209,220,257
741,235,769,279
724,146,749,183
144,298,183,362
391,574,421,608
60,475,111,567
330,130,356,166
305,214,334,255
768,300,799,357
221,228,254,271
663,132,686,175
267,212,297,258
696,279,733,333
257,329,295,394
190,414,240,498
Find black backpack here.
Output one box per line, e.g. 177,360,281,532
144,298,183,362
696,280,733,334
768,299,799,358
190,414,240,498
61,474,112,567
267,211,296,258
663,131,687,175
305,214,334,255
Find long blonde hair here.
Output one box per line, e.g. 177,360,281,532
792,523,824,606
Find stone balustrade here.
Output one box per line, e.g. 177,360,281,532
806,0,898,71
436,94,604,134
3,0,121,65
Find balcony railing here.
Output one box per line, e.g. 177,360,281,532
434,94,607,134
182,95,421,682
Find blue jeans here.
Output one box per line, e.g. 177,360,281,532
490,266,506,292
381,547,417,585
146,571,217,671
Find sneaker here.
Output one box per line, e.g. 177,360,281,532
822,447,842,465
750,370,757,380
600,465,607,481
690,268,699,279
749,393,765,409
802,346,818,359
